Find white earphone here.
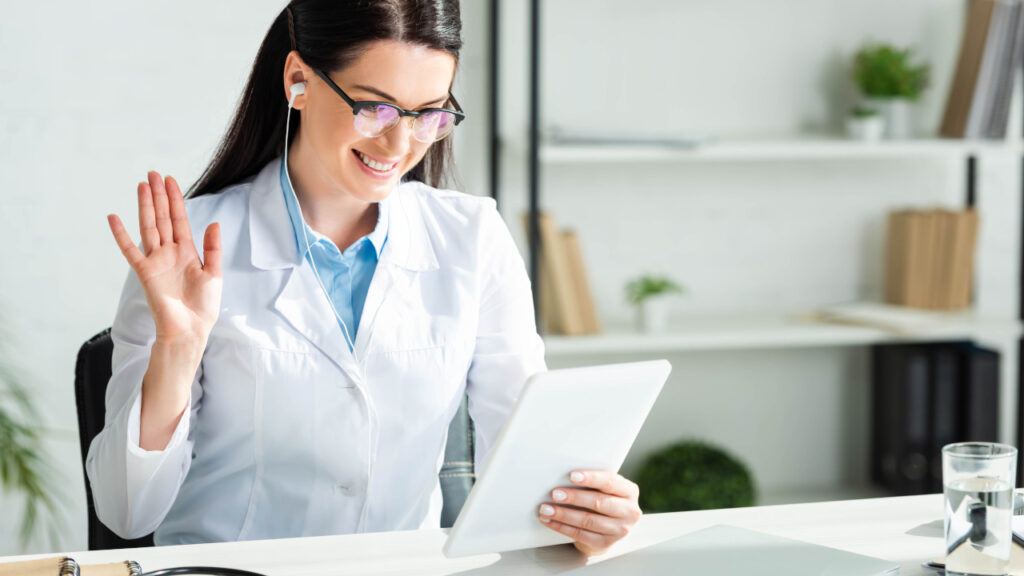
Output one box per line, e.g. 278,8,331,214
288,81,306,107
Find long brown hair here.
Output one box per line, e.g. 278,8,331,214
187,0,463,198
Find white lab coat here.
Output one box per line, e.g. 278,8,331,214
85,157,546,544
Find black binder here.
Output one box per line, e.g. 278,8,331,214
964,345,1000,443
871,344,931,495
871,342,1001,496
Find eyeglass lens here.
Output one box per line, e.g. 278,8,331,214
353,105,457,143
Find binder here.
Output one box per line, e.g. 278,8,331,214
0,557,141,576
872,344,931,495
873,342,1002,495
965,345,1000,442
929,344,965,493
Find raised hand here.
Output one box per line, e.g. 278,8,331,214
107,171,222,345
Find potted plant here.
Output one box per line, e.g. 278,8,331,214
0,329,65,551
853,43,930,139
625,275,684,333
636,440,756,512
846,105,884,141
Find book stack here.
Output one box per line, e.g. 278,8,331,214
528,212,601,336
941,0,1024,139
871,342,999,495
885,209,980,310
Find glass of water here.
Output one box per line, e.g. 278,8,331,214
943,442,1018,576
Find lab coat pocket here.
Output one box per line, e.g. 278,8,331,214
239,347,363,539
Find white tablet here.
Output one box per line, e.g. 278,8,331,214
443,359,671,558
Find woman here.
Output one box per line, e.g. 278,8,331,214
87,0,641,555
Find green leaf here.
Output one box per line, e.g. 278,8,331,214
0,318,68,551
853,43,930,100
625,275,684,305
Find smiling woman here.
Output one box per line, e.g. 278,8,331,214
88,0,643,557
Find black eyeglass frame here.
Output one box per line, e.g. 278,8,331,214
312,69,466,141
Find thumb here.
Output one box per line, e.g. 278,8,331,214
202,222,222,277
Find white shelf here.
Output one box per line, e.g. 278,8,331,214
539,137,1024,164
542,311,1023,356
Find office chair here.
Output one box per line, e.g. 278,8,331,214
75,328,475,550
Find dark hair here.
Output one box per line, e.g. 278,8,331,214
187,0,463,198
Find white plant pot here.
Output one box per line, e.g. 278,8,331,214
865,97,913,139
845,115,884,141
638,296,671,334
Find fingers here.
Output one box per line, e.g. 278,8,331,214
137,181,159,255
107,214,145,269
202,223,222,277
549,487,642,523
165,175,195,247
539,516,623,556
568,470,640,500
538,501,630,538
148,171,174,245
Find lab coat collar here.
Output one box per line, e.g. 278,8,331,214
249,157,438,272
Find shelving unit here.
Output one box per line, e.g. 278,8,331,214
540,137,1024,164
543,312,1023,356
490,0,1024,497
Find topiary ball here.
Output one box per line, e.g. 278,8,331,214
636,440,756,512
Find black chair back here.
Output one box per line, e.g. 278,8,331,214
74,328,475,550
74,328,154,549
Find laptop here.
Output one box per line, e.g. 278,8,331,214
443,360,671,558
560,524,900,575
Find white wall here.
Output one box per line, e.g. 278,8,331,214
0,1,491,555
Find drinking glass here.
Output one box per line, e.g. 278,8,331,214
943,442,1018,576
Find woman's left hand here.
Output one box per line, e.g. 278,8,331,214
538,470,642,556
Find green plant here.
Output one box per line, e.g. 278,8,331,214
853,43,930,100
636,440,756,512
625,275,684,305
0,326,65,549
849,105,880,118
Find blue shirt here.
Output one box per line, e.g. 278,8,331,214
280,162,388,349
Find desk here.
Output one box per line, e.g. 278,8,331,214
3,495,945,575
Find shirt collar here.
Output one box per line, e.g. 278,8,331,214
279,159,389,259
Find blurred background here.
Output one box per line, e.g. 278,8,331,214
2,0,1022,555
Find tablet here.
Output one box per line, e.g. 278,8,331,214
442,359,671,558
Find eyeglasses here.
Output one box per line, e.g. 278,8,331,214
312,69,465,144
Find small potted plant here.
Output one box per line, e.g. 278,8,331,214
846,105,884,141
853,43,930,139
625,275,684,333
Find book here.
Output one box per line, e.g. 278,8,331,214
915,211,941,308
930,210,956,309
966,0,1011,139
885,211,909,305
942,0,997,138
953,210,980,309
985,1,1024,138
536,212,586,335
905,211,928,308
562,230,602,334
